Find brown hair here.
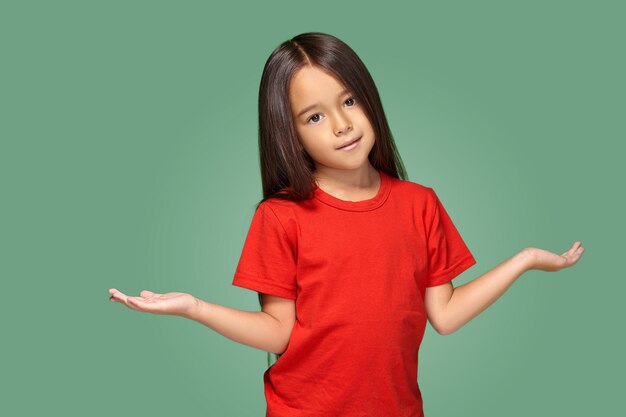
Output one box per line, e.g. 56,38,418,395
255,32,408,367
257,32,407,207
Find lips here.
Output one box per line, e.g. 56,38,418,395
337,136,362,150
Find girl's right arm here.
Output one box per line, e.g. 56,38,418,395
108,288,292,354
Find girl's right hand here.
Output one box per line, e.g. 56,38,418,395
108,288,198,318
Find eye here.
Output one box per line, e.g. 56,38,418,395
307,113,324,124
345,97,356,106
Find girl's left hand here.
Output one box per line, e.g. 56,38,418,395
526,240,585,272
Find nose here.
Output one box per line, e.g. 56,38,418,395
333,112,353,136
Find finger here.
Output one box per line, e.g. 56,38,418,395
575,246,585,258
140,290,156,298
126,296,152,312
110,290,147,312
561,241,581,257
109,288,130,303
566,246,585,265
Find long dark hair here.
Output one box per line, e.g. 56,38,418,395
257,32,407,206
256,32,408,367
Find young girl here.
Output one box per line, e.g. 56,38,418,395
108,32,584,417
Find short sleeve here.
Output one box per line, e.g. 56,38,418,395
232,202,297,300
425,188,476,287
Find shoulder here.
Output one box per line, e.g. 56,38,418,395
256,198,303,237
388,174,436,203
386,175,442,224
258,196,306,216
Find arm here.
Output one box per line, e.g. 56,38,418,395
108,288,296,354
425,241,585,335
188,294,295,354
425,249,532,335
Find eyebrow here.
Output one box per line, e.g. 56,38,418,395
296,89,351,118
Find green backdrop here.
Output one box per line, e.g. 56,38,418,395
2,0,623,416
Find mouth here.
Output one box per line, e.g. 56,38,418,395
337,136,362,150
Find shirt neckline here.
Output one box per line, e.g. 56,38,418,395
313,169,392,211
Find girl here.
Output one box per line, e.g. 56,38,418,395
108,32,584,417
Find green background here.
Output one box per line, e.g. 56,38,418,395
2,0,623,416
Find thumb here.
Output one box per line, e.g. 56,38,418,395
140,290,156,298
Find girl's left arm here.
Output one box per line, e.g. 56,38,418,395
425,241,585,335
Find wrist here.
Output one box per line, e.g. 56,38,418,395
183,295,204,320
519,247,536,271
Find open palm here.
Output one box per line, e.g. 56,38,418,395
108,288,197,317
528,240,585,272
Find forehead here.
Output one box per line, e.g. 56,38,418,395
289,66,347,107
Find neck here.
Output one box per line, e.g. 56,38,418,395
313,163,379,191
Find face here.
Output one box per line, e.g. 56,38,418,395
288,65,376,174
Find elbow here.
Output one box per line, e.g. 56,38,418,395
272,340,289,355
432,320,457,336
439,322,462,335
438,326,454,336
429,316,452,335
272,328,294,355
434,324,450,335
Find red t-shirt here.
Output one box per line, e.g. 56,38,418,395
232,169,476,417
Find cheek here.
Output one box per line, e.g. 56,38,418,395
295,128,311,150
354,110,374,132
297,132,323,156
303,142,326,159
